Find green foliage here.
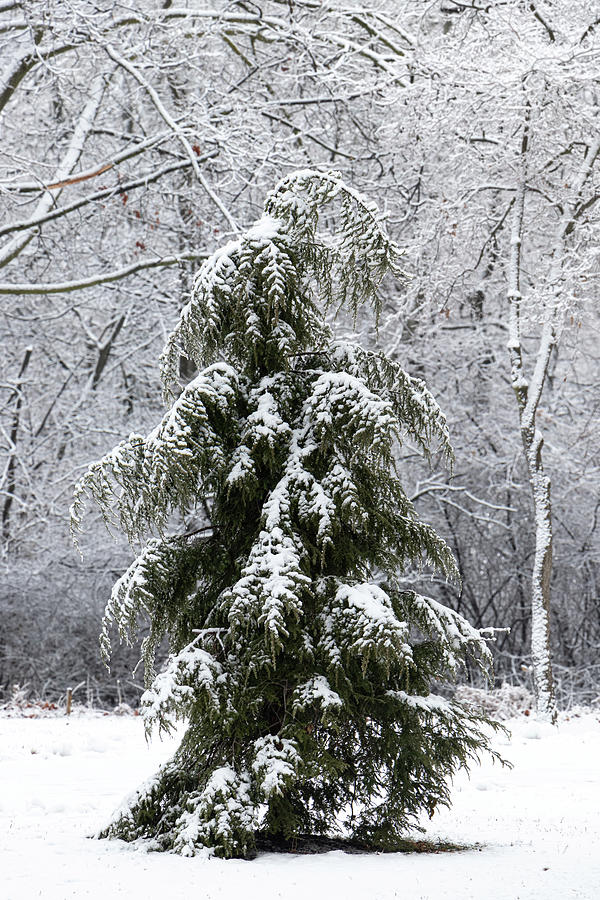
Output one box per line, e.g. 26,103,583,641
73,170,500,859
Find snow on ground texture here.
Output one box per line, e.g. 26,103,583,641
1,708,599,900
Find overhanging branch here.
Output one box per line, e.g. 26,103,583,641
0,252,208,295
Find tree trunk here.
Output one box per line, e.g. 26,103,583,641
507,132,600,720
507,175,557,723
2,347,32,543
522,426,556,721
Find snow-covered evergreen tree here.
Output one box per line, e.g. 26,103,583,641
71,170,500,858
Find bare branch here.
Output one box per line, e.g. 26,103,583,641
0,252,208,295
0,151,217,239
0,130,183,193
104,45,240,234
0,71,111,268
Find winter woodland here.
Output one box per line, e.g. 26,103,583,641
1,1,600,725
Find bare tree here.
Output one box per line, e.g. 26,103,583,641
379,0,600,719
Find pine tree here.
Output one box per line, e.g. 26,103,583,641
71,170,500,859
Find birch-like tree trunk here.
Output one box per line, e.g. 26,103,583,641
507,123,600,721
507,176,558,723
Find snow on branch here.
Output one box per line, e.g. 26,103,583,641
265,168,407,319
252,735,301,798
0,71,110,270
400,591,493,677
302,370,399,463
159,218,314,396
225,522,310,657
104,44,239,234
0,252,209,295
70,363,240,544
141,642,224,736
292,675,343,715
160,169,407,396
0,156,216,240
329,342,452,461
320,581,413,674
172,767,258,858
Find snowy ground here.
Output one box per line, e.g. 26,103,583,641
1,707,599,900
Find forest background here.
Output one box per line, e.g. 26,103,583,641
1,0,598,710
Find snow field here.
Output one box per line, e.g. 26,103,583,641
1,709,599,900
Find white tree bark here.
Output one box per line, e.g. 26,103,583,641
506,172,558,723
507,123,600,721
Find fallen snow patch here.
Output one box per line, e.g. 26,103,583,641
1,708,599,899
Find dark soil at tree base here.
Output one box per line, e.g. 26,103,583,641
253,833,468,856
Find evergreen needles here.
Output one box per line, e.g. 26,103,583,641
71,170,501,859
